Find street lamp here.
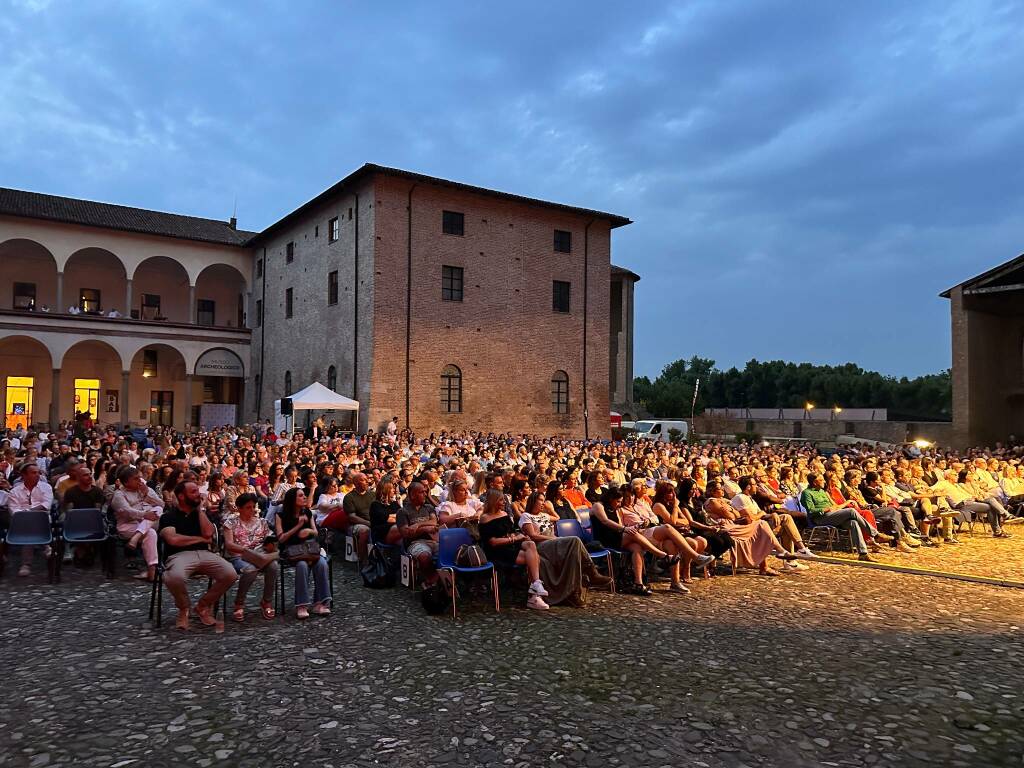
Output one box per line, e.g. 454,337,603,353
804,402,814,420
832,405,842,421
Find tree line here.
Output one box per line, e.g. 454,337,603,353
633,357,952,422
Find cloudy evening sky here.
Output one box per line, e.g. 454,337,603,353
2,0,1023,380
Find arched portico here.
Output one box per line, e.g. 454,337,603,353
195,263,248,327
131,256,191,322
0,335,53,429
58,339,123,428
64,247,127,315
0,239,60,312
128,343,188,429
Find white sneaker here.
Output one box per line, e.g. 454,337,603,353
784,560,809,571
17,565,30,577
528,579,548,597
526,594,550,611
795,548,818,558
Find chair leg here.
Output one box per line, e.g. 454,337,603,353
449,569,457,620
492,569,500,613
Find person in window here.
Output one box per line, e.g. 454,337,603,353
478,489,549,610
222,493,278,622
275,487,331,619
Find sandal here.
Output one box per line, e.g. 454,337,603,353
232,607,245,623
260,601,276,620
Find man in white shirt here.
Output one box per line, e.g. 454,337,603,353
6,462,55,576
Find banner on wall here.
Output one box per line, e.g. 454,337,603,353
195,349,244,378
105,390,119,413
200,403,237,429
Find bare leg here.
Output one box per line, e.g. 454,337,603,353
515,540,541,582
623,529,667,558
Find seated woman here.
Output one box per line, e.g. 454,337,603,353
544,480,576,521
703,480,796,577
203,472,227,527
369,478,403,545
274,487,332,619
589,486,681,596
478,489,550,611
222,493,279,622
674,477,735,561
437,479,482,530
518,491,612,604
314,476,345,526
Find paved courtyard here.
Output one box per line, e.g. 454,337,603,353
1,539,1023,768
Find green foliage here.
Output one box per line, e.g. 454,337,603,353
635,358,952,422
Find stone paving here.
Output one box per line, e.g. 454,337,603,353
1,546,1023,768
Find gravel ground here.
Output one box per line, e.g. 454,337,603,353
1,547,1022,768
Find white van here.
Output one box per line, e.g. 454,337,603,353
633,419,688,443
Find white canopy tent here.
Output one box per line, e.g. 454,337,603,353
274,382,359,433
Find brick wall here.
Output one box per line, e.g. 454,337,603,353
368,175,613,437
694,415,954,446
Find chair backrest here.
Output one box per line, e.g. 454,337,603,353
64,507,107,539
438,527,472,567
6,509,53,544
555,518,584,539
576,508,592,530
782,496,800,513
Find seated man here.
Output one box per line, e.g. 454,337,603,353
159,480,238,630
396,481,439,584
800,473,892,562
340,471,374,563
5,462,54,576
931,469,1010,539
62,464,106,565
731,475,813,566
858,471,918,552
110,466,164,581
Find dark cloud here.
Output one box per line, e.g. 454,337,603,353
1,0,1021,379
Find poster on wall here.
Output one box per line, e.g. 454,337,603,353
105,390,119,413
200,403,237,430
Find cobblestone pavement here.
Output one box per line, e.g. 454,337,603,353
1,548,1023,768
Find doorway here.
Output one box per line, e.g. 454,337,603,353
5,376,33,430
74,378,100,421
150,390,174,427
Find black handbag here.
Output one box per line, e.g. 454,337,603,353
361,547,396,588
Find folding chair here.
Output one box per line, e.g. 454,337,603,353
437,528,499,619
4,509,59,583
555,518,615,592
60,507,114,578
148,536,230,629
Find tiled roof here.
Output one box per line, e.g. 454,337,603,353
251,163,632,244
0,186,256,246
611,264,641,281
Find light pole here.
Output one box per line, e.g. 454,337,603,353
804,402,815,420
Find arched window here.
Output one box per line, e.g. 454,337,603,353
551,370,569,414
327,365,337,392
284,370,292,396
440,365,462,413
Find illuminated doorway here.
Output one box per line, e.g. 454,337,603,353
5,376,33,430
150,390,174,427
74,378,100,421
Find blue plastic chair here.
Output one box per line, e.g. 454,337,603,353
61,507,114,578
555,518,615,592
5,509,58,583
437,528,499,619
576,508,593,532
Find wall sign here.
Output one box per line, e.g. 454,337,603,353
195,349,244,378
105,390,119,413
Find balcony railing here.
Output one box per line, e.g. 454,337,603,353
0,308,251,338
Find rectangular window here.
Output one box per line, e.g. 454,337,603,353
442,210,464,236
74,378,100,421
442,265,464,302
285,287,293,319
554,229,572,253
315,225,319,238
79,288,101,314
13,282,36,310
140,293,161,320
286,241,295,263
348,207,353,221
328,270,339,305
256,258,263,278
255,299,263,327
149,390,173,427
196,299,215,326
143,349,158,378
329,217,339,242
552,280,571,313
5,375,33,430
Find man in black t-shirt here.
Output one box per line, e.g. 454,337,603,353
159,480,237,631
61,465,106,565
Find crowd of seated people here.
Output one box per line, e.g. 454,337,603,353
0,419,1021,626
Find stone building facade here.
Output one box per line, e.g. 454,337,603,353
250,165,632,438
0,164,636,437
942,254,1024,449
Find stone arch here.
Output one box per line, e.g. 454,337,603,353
63,247,128,315
0,335,54,429
194,263,248,328
0,239,59,311
131,255,191,322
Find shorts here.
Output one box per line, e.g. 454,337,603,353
407,540,438,559
348,523,370,538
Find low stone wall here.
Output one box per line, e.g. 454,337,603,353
693,415,954,446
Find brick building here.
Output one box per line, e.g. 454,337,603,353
0,164,636,437
942,253,1024,448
